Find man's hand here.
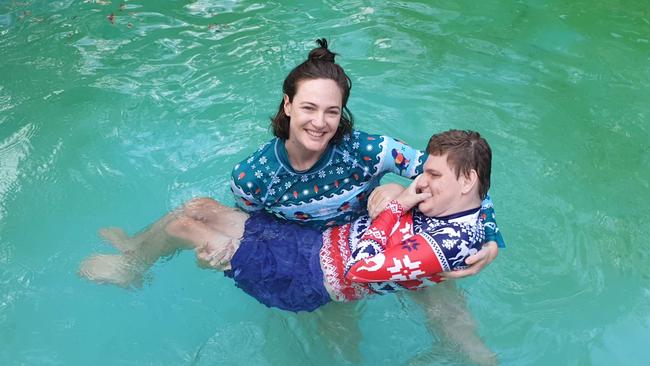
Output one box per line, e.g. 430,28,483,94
395,175,431,212
195,240,236,270
438,241,498,280
367,183,406,218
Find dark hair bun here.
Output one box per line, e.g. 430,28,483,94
308,38,336,63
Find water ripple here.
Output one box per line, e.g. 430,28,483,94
190,321,269,366
0,123,34,221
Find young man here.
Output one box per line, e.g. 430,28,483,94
343,129,495,292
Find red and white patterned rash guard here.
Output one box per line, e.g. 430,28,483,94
320,200,484,302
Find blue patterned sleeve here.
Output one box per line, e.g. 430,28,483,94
479,194,506,248
374,133,426,178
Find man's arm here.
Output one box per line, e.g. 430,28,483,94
367,182,499,279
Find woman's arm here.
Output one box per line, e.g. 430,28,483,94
437,241,498,280
367,183,406,219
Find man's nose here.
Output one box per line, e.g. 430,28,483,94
415,179,427,192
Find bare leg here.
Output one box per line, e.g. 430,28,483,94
181,197,248,238
98,197,246,252
318,302,363,363
294,301,363,364
409,282,497,366
80,197,248,288
98,227,134,252
98,209,182,253
166,215,244,271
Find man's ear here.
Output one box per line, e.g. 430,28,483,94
283,94,291,117
461,169,478,195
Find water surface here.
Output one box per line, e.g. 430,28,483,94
1,1,649,365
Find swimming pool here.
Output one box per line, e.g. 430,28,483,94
1,0,649,365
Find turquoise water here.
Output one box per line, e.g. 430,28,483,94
1,0,649,365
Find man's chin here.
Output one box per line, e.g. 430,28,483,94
418,201,440,217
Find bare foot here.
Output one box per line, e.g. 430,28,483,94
79,254,144,288
99,227,138,253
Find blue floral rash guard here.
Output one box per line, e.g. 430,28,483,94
230,130,506,247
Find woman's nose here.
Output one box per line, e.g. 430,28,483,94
311,112,326,127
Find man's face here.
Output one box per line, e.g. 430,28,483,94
415,153,466,217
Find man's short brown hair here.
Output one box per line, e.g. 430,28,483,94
426,130,491,199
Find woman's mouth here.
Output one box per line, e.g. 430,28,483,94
306,129,326,138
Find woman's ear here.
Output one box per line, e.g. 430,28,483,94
461,169,478,195
283,94,291,117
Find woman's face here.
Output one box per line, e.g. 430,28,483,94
283,78,342,156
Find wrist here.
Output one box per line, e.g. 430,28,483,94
395,194,414,212
385,199,405,215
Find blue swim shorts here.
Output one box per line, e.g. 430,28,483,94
224,212,331,312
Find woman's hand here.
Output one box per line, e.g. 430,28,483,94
438,241,498,280
367,183,406,218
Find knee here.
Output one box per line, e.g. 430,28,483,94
166,216,198,237
185,197,218,210
183,197,219,217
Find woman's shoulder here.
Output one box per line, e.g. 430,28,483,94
231,138,283,190
336,129,383,150
233,138,278,170
338,129,393,159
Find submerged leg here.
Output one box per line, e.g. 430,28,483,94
79,254,146,288
166,215,245,271
98,209,182,253
98,197,245,252
182,197,248,239
79,227,191,289
99,227,137,252
80,197,248,287
311,301,363,364
409,282,497,366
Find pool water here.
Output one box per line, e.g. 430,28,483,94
1,1,649,365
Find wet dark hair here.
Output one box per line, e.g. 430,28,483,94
426,130,492,199
271,38,354,143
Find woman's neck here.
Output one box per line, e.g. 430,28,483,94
284,139,323,172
